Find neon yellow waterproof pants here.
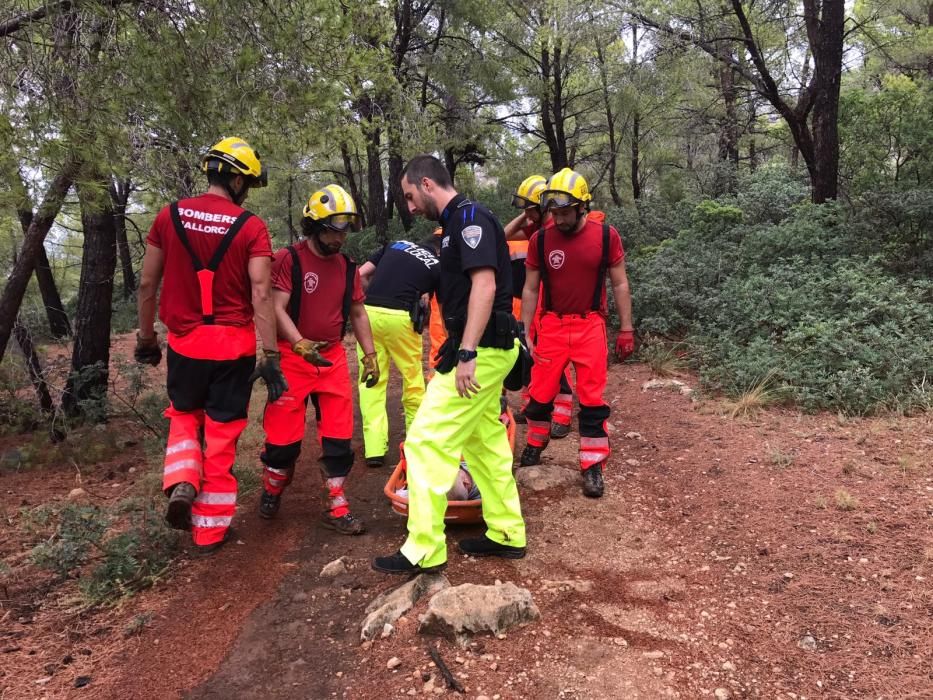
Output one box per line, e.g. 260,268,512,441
400,341,525,568
357,305,426,459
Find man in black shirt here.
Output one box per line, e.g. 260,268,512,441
357,239,440,467
372,155,527,575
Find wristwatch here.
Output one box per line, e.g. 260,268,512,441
457,348,478,363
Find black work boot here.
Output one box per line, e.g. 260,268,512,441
259,490,281,519
582,465,605,498
165,482,195,531
371,550,447,575
320,511,366,535
550,422,571,439
520,444,544,467
365,455,386,469
458,535,526,559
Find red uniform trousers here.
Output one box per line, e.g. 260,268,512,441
524,312,611,471
161,325,256,546
521,312,573,427
260,342,354,517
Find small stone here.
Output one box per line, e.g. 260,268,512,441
490,662,498,671
642,650,664,659
722,661,736,672
320,557,348,578
74,676,92,688
381,623,394,638
613,637,627,646
407,690,417,696
476,696,491,700
625,432,643,440
387,657,402,670
67,488,88,500
798,635,817,651
714,689,730,700
625,459,640,467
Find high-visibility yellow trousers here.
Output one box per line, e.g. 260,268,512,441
400,341,525,568
357,305,426,459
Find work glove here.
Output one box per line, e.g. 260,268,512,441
250,349,289,404
433,337,458,375
134,331,162,366
615,329,635,362
360,352,380,388
292,339,333,367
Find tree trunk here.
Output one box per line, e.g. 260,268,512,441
62,171,117,421
34,244,72,337
340,143,367,227
716,52,739,194
109,177,135,299
365,129,387,243
13,317,53,413
804,0,844,203
631,110,641,201
0,161,77,365
286,174,297,243
387,152,413,230
595,35,622,206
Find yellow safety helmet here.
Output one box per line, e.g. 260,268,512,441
302,184,361,231
541,167,591,210
512,175,548,209
201,136,267,187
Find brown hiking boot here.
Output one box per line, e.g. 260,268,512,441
165,482,195,531
320,511,366,536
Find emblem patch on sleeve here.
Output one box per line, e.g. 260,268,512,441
461,225,483,249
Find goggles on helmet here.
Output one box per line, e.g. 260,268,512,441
322,213,360,232
511,195,537,210
540,190,581,210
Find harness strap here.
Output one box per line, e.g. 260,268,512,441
169,202,253,324
285,246,357,337
591,223,610,311
537,227,550,311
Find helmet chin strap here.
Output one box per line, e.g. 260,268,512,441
223,177,248,206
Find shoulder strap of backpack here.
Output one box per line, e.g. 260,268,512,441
591,222,610,311
341,253,357,337
287,245,302,325
537,228,550,311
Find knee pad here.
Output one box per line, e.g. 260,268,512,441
578,404,610,435
523,398,554,422
320,437,353,478
261,440,302,470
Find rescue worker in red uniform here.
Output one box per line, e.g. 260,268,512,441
257,184,378,535
519,168,635,498
136,137,287,555
503,176,574,438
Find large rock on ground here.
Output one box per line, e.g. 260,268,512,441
419,582,540,644
515,464,577,491
360,573,449,641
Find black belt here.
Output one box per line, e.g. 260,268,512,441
365,295,411,311
446,311,518,350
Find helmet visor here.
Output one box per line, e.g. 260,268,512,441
540,190,579,211
323,213,360,231
511,195,534,210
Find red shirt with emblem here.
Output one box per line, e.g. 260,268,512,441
271,242,365,343
147,193,273,335
525,215,624,316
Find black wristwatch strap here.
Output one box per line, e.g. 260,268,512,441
457,348,478,363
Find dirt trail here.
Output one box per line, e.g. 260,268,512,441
3,355,931,699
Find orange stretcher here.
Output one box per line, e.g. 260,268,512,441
384,407,516,525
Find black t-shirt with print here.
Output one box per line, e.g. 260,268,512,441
365,240,440,310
